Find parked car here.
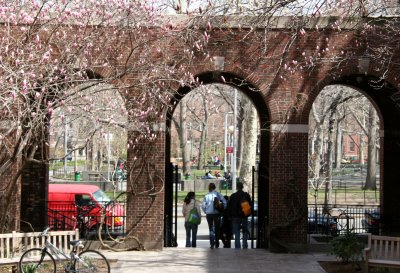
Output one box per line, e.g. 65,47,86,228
362,208,380,234
308,210,338,236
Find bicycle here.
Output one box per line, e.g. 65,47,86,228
19,227,110,273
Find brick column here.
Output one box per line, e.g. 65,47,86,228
0,128,21,232
125,128,166,250
20,122,49,232
268,124,309,252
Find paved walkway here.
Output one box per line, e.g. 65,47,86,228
104,244,334,273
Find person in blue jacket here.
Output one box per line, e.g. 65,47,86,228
201,182,227,249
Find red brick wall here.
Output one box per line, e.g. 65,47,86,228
11,21,400,251
117,26,400,250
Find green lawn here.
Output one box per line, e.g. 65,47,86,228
175,189,235,203
308,188,379,205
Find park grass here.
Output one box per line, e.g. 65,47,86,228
308,188,379,205
176,188,379,205
176,189,235,203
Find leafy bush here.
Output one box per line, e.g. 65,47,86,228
330,231,364,263
22,264,37,273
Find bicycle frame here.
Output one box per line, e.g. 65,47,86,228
43,239,71,264
42,237,92,272
20,227,110,273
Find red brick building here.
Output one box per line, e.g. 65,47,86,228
4,16,400,253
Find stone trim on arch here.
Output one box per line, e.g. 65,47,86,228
270,124,308,133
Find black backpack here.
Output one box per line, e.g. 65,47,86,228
213,196,224,213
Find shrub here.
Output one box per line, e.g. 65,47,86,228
330,231,364,263
22,264,37,273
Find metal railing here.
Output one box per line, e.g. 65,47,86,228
48,200,126,240
308,204,380,236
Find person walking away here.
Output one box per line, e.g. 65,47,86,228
202,183,227,249
220,195,232,248
229,182,252,249
182,191,202,247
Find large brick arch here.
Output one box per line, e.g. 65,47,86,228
164,71,272,246
6,17,400,253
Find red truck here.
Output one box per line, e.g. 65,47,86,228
48,184,125,238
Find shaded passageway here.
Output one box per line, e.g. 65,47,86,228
106,247,332,273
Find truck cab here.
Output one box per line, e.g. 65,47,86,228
48,184,124,238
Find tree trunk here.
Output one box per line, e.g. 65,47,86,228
323,116,335,213
236,104,245,176
239,104,257,191
197,96,209,170
312,127,323,179
364,105,378,190
179,102,191,176
90,138,96,171
197,126,207,170
97,144,103,172
334,120,343,170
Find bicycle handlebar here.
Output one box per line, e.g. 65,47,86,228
38,226,52,237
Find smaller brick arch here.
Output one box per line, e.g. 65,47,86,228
305,73,400,235
164,71,271,248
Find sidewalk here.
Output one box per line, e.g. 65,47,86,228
104,244,334,273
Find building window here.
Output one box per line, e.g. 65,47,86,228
349,141,355,152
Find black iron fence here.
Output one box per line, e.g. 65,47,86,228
308,204,380,236
48,200,126,240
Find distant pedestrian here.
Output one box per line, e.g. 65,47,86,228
182,191,202,247
220,195,232,248
202,183,227,249
205,171,216,179
229,182,252,249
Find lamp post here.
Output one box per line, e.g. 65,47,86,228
224,112,233,173
232,89,237,192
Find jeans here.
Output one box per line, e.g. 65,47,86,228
184,221,198,247
231,218,248,249
206,214,221,247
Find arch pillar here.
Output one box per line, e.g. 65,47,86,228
381,129,400,234
268,123,309,252
125,126,166,250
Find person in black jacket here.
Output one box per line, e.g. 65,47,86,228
228,182,252,249
220,195,232,248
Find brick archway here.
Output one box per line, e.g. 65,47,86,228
164,71,271,248
302,73,400,236
7,18,400,253
330,74,400,233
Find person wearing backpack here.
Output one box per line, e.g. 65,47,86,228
182,191,202,247
201,183,227,249
228,182,252,249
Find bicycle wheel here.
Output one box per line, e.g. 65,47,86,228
19,248,56,273
75,250,110,273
